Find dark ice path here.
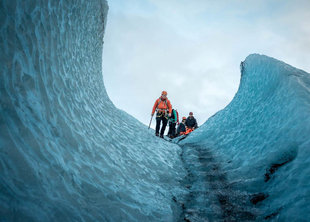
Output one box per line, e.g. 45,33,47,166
178,144,259,222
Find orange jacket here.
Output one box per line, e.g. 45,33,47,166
152,97,172,115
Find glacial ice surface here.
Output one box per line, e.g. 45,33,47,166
182,54,310,221
1,0,310,221
0,1,185,221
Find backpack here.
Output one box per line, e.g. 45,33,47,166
170,109,179,124
175,109,179,124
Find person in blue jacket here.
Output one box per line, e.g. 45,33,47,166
177,117,187,136
185,112,198,129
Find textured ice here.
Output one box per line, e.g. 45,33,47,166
182,54,310,221
1,0,310,221
0,1,185,221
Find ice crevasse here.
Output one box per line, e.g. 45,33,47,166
1,0,310,221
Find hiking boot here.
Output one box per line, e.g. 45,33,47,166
155,133,159,137
160,134,164,138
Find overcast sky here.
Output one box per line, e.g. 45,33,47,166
102,0,310,129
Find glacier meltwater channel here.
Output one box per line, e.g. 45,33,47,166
1,1,310,222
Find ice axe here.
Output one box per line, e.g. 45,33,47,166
148,115,154,129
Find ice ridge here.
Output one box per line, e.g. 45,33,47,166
182,54,310,221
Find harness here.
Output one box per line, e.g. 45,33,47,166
156,98,168,118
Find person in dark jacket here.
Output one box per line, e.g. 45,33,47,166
177,117,187,136
185,112,198,129
167,109,178,138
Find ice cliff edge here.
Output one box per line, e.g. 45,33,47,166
0,1,185,221
183,54,310,220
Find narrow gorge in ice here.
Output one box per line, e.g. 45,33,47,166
1,1,310,221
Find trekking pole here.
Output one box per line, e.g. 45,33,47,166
148,115,153,129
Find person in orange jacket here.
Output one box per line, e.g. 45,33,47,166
151,91,172,138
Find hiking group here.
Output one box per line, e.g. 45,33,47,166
151,91,198,139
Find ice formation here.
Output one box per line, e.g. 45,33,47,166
182,54,310,221
1,0,310,221
0,1,185,221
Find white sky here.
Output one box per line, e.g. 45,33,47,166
102,0,310,129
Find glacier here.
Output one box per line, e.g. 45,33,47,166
181,54,310,221
1,0,310,222
0,1,185,221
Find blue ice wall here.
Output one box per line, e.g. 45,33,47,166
183,54,310,220
0,1,185,221
2,0,309,221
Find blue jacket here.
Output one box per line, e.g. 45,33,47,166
177,123,186,134
185,116,198,128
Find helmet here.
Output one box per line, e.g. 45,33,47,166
182,117,186,120
161,91,167,96
189,112,193,115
